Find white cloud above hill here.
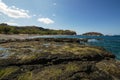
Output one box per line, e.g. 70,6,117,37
38,18,54,24
0,0,30,18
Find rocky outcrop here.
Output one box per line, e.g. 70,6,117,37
0,40,119,80
0,38,88,44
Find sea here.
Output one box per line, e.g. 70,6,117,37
30,35,120,60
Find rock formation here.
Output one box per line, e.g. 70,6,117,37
0,39,119,80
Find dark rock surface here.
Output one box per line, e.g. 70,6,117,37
0,38,87,44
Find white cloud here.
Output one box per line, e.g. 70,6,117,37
4,22,18,25
38,18,54,24
0,0,30,18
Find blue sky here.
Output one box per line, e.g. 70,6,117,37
0,0,120,35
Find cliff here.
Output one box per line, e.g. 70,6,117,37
0,38,120,80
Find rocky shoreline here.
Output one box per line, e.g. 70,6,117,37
0,38,120,80
0,35,88,44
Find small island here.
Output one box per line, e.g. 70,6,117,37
82,32,104,36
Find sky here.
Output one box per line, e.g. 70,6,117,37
0,0,120,35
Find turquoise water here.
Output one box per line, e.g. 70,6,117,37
29,35,120,60
87,36,120,60
0,47,10,58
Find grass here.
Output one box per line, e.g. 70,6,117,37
96,61,120,77
50,45,104,56
0,41,106,65
18,71,32,80
34,66,62,80
1,41,104,55
65,62,80,72
33,62,80,80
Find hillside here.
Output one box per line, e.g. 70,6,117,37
0,23,76,35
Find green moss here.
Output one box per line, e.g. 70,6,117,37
0,50,4,54
33,67,62,80
15,54,38,64
18,71,32,80
0,66,19,79
67,47,102,54
96,61,120,77
33,63,81,80
65,63,79,72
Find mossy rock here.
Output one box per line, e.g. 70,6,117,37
96,60,120,79
17,71,32,80
0,66,19,79
0,41,119,80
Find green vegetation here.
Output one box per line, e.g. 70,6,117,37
34,67,62,80
82,32,103,36
33,62,80,80
96,61,120,78
0,66,19,79
0,23,76,35
18,71,32,80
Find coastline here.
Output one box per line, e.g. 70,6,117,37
0,36,120,80
0,34,77,39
